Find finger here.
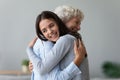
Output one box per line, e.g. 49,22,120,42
81,41,85,48
74,39,79,48
34,37,38,41
29,61,31,64
78,39,82,48
74,40,77,50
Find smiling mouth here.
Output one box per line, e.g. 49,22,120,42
49,32,58,40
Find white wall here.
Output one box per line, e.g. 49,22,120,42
0,0,120,78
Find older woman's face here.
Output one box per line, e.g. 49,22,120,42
66,17,81,32
39,19,60,42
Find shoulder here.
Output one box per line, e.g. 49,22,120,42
33,39,53,49
34,39,53,46
33,39,42,48
57,34,76,44
60,34,76,41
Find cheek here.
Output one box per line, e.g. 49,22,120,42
55,26,59,33
43,33,48,39
68,27,72,30
66,24,72,30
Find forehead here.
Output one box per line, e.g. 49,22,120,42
66,17,80,26
69,17,80,23
39,19,55,28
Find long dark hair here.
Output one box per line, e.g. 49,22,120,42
35,11,70,41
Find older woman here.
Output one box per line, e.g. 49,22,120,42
54,5,90,80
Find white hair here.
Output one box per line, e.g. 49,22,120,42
54,5,84,23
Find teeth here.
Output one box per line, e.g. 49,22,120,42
51,34,56,38
49,33,56,38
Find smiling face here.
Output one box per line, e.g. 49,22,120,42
39,19,60,42
65,17,81,33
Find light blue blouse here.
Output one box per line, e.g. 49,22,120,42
27,34,89,80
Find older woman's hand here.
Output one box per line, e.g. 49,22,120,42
73,39,85,66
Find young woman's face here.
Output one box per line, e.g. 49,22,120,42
66,17,81,32
39,19,60,42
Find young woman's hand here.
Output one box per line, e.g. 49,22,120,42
73,39,86,66
29,61,33,72
28,37,38,48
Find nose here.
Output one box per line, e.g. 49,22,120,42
47,28,52,34
76,25,80,30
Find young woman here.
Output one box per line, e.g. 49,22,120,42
27,11,85,80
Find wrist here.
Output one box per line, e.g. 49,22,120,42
74,57,81,67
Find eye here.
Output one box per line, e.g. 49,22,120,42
71,27,75,31
71,28,74,30
76,21,81,25
41,29,47,33
49,23,54,28
76,21,79,25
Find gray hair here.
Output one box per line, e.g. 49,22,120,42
54,5,84,23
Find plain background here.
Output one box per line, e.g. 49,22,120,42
0,0,120,78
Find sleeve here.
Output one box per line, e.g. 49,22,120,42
57,62,81,80
33,39,41,55
26,35,76,75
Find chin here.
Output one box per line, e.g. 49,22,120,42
54,37,59,42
